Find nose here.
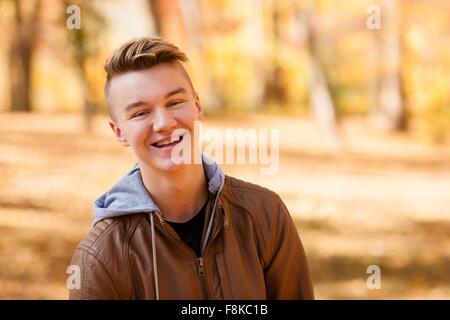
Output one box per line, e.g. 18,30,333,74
152,107,177,132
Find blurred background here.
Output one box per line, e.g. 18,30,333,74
0,0,449,299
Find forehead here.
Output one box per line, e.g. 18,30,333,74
108,63,192,110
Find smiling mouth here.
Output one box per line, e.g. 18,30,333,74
151,134,184,148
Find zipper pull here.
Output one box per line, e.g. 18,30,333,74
224,215,230,230
197,257,205,276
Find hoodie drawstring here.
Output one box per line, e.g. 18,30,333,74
149,212,160,300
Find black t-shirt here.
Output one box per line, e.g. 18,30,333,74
167,201,207,257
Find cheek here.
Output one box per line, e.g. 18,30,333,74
176,103,201,123
124,121,153,144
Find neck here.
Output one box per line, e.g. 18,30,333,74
140,163,208,223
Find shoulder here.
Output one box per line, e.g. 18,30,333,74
69,215,144,299
77,214,143,255
224,176,290,255
69,214,144,299
222,175,295,266
223,175,282,209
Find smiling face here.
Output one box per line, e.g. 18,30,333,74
108,62,204,172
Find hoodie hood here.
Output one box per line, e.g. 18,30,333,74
92,154,225,226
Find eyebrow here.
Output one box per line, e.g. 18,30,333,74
125,87,188,113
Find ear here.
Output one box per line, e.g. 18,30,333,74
194,92,205,121
109,120,130,147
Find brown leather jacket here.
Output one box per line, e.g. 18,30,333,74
68,159,314,300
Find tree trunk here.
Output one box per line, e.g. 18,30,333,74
147,0,182,40
301,5,341,150
264,0,287,105
371,0,407,131
9,0,41,112
177,0,221,112
147,0,162,35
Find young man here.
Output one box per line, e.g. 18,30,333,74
68,37,314,300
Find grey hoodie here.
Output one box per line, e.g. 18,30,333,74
91,154,225,299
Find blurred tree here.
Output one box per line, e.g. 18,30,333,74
297,1,341,149
177,0,203,48
63,0,106,132
264,0,287,105
371,0,407,131
177,0,221,111
147,0,184,43
147,0,163,35
8,0,42,112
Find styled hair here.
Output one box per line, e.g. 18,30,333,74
104,37,191,120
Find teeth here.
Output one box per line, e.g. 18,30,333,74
155,135,181,147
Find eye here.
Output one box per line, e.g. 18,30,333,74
132,111,151,118
167,100,185,107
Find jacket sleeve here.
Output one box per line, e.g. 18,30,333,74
263,198,314,300
68,247,122,300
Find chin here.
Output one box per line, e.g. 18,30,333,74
145,156,187,173
160,158,186,171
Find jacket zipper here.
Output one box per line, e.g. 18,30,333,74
195,204,224,299
155,218,211,298
153,204,224,299
196,257,209,299
197,257,205,276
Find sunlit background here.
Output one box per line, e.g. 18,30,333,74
0,0,449,299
